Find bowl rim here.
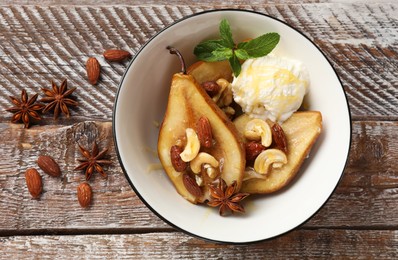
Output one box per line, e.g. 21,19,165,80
112,8,352,245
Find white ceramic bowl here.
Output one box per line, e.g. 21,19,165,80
113,9,351,244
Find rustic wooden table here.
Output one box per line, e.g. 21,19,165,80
0,0,397,258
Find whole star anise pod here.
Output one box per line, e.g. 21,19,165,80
5,89,44,128
207,178,249,216
75,141,112,181
40,79,78,119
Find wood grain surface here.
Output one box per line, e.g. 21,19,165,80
0,1,397,258
1,230,397,259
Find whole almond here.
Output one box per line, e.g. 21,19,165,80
103,49,131,62
245,141,266,162
271,123,288,153
196,116,213,148
170,145,187,172
77,182,92,208
86,57,101,85
201,81,221,97
25,168,42,199
37,155,61,177
182,173,203,198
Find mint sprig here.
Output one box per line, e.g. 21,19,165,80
193,19,280,77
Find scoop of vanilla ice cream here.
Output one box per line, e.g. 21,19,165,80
231,54,309,123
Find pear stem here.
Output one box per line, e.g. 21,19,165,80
167,46,186,74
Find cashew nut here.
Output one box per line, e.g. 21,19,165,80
212,78,233,107
212,78,228,103
179,128,200,162
254,149,287,174
190,152,219,176
244,119,272,147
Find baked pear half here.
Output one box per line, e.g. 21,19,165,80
234,111,322,194
187,60,233,84
158,48,245,204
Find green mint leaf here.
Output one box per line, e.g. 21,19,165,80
229,54,241,77
193,19,280,76
234,49,250,60
219,19,235,48
237,32,280,58
194,39,230,61
196,47,233,62
197,47,233,62
194,39,224,56
212,47,233,60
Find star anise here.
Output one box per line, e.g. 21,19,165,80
5,89,44,128
40,79,78,119
75,141,112,181
207,178,250,216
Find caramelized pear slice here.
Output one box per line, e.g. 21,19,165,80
187,60,233,84
234,111,322,194
158,72,245,204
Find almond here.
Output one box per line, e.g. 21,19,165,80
170,145,187,172
201,81,221,97
271,122,288,153
37,155,61,177
196,116,213,148
86,57,101,85
77,182,92,208
245,141,266,162
103,49,131,62
25,168,42,199
182,173,203,198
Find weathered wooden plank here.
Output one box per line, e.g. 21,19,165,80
0,4,397,123
0,120,397,233
1,230,397,259
0,1,390,5
0,121,168,232
0,1,336,5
